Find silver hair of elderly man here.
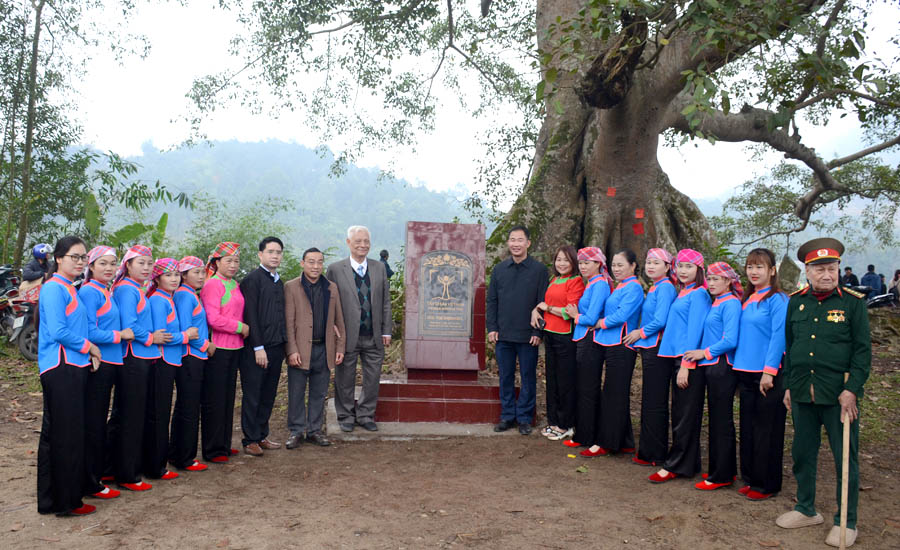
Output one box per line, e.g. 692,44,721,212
346,225,371,240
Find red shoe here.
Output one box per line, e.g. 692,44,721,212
210,456,229,463
579,447,609,457
69,504,96,516
632,456,656,466
738,485,751,495
702,473,738,481
230,448,239,456
91,486,120,499
119,481,152,492
694,480,733,491
745,490,775,501
161,470,179,480
563,440,582,448
620,447,636,454
648,471,678,483
101,475,114,482
185,461,208,472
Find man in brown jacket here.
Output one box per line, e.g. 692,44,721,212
284,248,346,448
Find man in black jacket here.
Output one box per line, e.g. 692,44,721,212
486,226,548,435
239,237,287,456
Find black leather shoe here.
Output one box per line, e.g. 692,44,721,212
306,432,331,446
339,422,355,432
494,420,515,432
518,423,533,435
285,434,304,449
357,420,378,432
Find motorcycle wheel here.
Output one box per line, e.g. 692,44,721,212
17,322,37,361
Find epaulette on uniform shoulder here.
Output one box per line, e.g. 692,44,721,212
790,287,808,297
844,287,865,299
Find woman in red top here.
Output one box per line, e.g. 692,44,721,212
531,245,584,441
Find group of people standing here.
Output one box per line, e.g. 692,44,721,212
35,225,392,518
488,227,870,548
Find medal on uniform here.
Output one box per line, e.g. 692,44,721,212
799,304,804,311
826,309,845,323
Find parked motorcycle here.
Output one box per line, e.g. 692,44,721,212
10,299,37,361
0,287,20,340
0,264,21,295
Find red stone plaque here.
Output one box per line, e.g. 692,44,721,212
375,222,502,423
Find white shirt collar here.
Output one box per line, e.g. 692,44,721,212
259,264,280,283
349,257,367,275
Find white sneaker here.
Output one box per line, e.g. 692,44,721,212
825,525,857,547
548,428,574,441
776,510,824,529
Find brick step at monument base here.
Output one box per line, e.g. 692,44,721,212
375,370,514,423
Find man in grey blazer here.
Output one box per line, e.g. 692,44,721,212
326,225,393,432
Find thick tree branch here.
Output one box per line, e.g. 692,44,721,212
828,134,900,168
793,88,900,111
650,0,822,103
667,96,844,225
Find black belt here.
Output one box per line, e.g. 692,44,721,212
310,338,324,344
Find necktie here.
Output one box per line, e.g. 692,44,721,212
357,265,365,277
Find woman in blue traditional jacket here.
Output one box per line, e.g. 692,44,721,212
682,262,742,490
624,248,677,466
37,236,102,516
562,247,611,455
79,246,134,502
732,248,789,500
109,245,171,492
170,256,212,472
649,249,711,483
593,249,644,455
145,258,198,482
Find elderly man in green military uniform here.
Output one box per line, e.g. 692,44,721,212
776,238,870,547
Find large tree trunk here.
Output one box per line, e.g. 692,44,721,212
488,0,713,265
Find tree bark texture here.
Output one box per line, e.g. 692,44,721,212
488,1,714,265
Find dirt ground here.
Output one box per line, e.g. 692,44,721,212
1,343,899,550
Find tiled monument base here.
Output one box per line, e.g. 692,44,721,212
375,369,516,424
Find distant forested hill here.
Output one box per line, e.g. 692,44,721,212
110,140,484,258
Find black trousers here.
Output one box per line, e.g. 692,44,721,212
705,357,738,483
169,355,205,469
737,370,786,494
107,353,151,484
599,344,636,451
239,344,284,447
544,331,577,429
664,358,704,477
37,362,87,515
202,348,240,460
83,362,116,495
143,361,176,478
574,337,604,447
637,346,676,464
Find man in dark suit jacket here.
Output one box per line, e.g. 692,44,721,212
326,226,393,432
238,237,287,456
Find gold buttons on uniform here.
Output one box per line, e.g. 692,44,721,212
814,318,818,322
809,352,814,356
811,335,816,339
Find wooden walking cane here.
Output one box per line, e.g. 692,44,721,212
840,371,850,550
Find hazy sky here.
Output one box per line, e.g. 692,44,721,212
76,2,898,206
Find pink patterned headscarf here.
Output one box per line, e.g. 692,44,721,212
178,256,205,272
147,258,180,296
675,248,707,288
646,248,673,265
577,247,613,285
707,261,743,299
113,244,152,285
84,245,116,280
646,247,675,284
